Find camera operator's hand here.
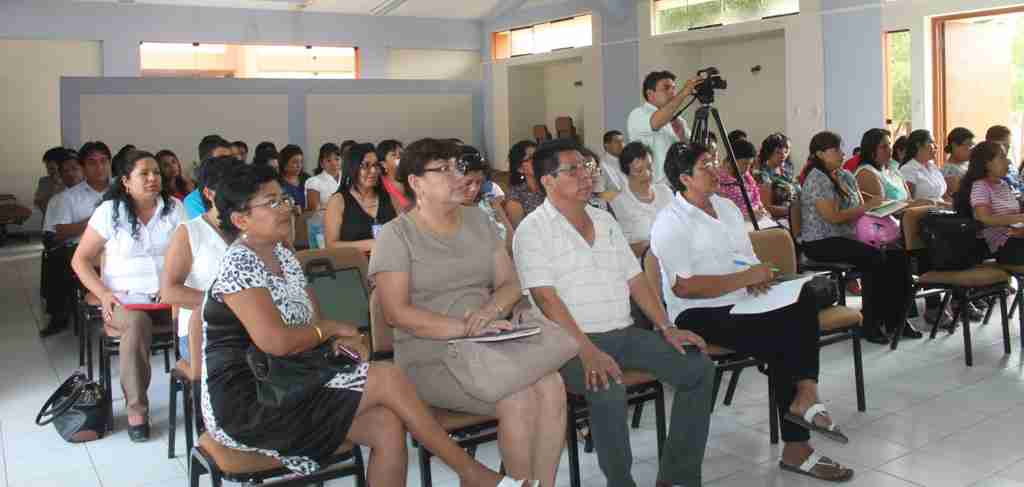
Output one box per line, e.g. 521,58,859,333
680,77,702,98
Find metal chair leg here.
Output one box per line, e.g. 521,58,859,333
710,368,724,412
852,329,866,412
1001,293,1011,355
168,378,178,458
418,445,433,487
767,369,779,445
566,404,581,487
654,385,667,459
631,403,644,429
183,382,194,457
723,369,742,406
962,297,974,367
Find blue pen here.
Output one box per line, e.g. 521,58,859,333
734,259,781,273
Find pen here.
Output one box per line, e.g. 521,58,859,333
734,259,781,273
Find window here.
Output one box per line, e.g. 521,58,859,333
884,30,911,138
492,14,592,60
140,43,358,79
653,0,798,35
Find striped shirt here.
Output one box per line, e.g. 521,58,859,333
970,179,1019,253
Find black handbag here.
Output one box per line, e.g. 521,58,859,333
920,209,983,271
246,337,360,409
36,371,107,443
803,276,840,310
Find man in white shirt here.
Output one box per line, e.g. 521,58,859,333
627,71,701,186
600,130,627,193
40,144,110,336
514,139,715,487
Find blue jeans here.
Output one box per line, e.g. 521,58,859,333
178,336,190,361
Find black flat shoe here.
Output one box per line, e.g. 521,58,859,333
128,422,150,443
863,329,890,345
900,323,923,339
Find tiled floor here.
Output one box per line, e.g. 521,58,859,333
4,239,1024,486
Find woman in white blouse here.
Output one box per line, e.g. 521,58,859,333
650,142,853,483
305,143,343,211
900,130,949,205
71,150,185,442
609,142,672,256
161,156,234,362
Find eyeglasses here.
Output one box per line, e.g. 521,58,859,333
248,195,294,211
359,161,383,172
553,159,599,178
423,159,470,178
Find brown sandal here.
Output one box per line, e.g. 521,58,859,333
779,452,854,482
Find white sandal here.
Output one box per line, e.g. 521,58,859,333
783,403,848,443
779,451,854,482
496,478,539,487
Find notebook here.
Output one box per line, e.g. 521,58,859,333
866,200,908,218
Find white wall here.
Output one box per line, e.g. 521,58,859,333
0,40,101,230
508,65,548,144
388,49,483,80
542,59,586,140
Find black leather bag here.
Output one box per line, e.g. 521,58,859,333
803,276,840,310
36,371,107,443
920,209,983,271
246,337,360,409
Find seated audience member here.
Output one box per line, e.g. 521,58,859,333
609,142,672,256
377,139,411,211
942,127,974,197
185,135,233,219
40,142,112,337
900,130,949,205
600,130,627,193
581,147,612,212
753,133,799,219
727,129,748,147
306,143,343,211
893,135,909,165
460,146,514,246
956,141,1024,265
71,150,185,442
799,131,914,344
340,139,357,159
231,140,248,163
370,138,566,487
35,147,67,214
252,147,280,173
985,125,1023,192
204,164,534,487
253,141,278,165
513,138,715,487
160,156,236,362
278,144,309,210
651,142,854,482
39,149,85,337
323,143,396,253
854,128,928,209
717,138,775,228
156,150,194,200
505,140,543,228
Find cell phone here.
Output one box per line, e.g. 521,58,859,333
335,343,361,362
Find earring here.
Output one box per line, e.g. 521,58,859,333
241,232,248,241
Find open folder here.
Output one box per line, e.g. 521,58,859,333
866,200,908,218
729,273,821,315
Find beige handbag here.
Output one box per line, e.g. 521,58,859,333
443,305,579,403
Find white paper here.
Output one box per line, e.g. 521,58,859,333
729,275,817,315
114,292,156,305
866,200,908,218
448,326,541,344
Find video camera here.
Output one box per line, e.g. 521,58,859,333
694,67,727,104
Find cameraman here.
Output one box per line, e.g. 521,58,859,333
627,71,701,186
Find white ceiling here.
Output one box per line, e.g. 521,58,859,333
74,0,517,19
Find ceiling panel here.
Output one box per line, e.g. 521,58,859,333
73,0,526,18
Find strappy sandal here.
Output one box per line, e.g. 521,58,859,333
783,403,849,443
497,478,539,487
779,451,854,482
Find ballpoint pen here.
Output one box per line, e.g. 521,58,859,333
733,259,781,273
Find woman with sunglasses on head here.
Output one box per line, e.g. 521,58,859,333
323,143,396,254
71,150,185,442
753,133,798,219
201,164,537,487
370,138,566,487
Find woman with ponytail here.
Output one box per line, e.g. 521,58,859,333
798,132,915,344
955,141,1024,264
942,127,974,198
70,150,185,442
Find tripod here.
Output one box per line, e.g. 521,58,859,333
689,103,760,231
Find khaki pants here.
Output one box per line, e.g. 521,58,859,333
108,307,172,418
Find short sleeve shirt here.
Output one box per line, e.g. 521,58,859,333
609,183,673,243
46,181,106,242
651,193,759,320
901,160,947,201
971,179,1019,253
716,170,765,221
304,172,341,208
600,151,628,192
88,197,185,294
627,102,688,185
798,168,859,243
513,199,641,334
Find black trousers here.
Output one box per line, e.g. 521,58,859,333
675,289,820,443
42,244,76,319
997,237,1024,265
802,237,911,334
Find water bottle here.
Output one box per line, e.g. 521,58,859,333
307,210,326,249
